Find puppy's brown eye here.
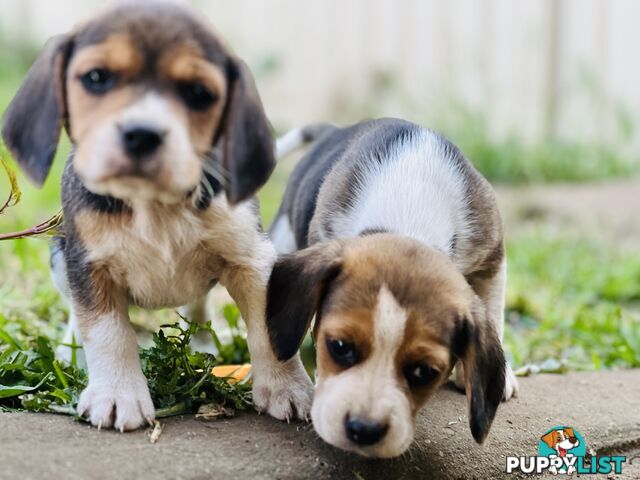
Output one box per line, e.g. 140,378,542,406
80,68,115,94
403,362,438,389
177,81,217,111
326,338,358,368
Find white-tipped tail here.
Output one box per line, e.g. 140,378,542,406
275,124,335,160
275,128,306,160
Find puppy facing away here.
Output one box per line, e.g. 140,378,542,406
267,119,519,457
1,1,313,431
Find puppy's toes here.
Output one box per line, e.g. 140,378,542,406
78,390,115,429
502,362,519,401
258,381,313,422
252,356,314,421
113,393,156,432
77,378,155,431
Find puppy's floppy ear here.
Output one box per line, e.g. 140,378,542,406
266,241,344,361
218,57,275,204
1,34,73,186
454,297,506,444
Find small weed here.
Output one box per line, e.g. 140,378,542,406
0,314,252,417
142,318,252,418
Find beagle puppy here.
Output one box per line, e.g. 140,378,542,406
267,119,519,457
1,1,313,431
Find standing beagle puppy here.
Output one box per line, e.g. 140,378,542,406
267,119,518,457
1,1,313,431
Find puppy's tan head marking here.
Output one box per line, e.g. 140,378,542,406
266,233,506,457
2,2,274,204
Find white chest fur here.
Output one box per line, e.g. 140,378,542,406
79,198,247,309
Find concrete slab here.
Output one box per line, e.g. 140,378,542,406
1,370,639,479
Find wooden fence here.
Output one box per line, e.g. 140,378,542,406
1,0,638,144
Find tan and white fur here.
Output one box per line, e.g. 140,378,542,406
266,119,518,457
2,1,312,431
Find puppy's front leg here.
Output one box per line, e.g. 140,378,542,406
74,292,154,431
221,239,313,421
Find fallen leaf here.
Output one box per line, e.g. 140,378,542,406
196,403,235,420
149,421,162,444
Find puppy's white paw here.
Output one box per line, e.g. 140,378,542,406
503,362,519,401
77,376,155,431
252,357,314,421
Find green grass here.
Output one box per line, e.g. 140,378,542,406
505,229,640,370
0,315,252,415
442,107,639,185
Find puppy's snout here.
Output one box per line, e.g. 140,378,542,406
345,416,389,446
120,123,165,158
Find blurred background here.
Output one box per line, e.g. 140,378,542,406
0,0,639,374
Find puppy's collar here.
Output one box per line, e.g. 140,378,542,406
193,170,223,210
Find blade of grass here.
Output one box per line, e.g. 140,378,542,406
0,150,21,214
0,327,24,351
52,360,69,389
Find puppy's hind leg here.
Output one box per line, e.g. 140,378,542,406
461,257,518,400
178,293,218,355
269,214,297,254
178,295,209,325
51,238,85,367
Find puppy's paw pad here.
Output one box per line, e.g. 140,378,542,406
78,380,155,431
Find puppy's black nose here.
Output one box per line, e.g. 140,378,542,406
345,416,389,446
121,124,164,158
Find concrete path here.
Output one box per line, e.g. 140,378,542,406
2,370,639,479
